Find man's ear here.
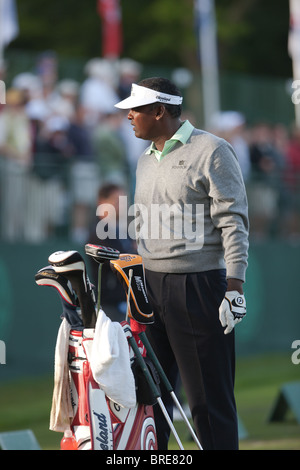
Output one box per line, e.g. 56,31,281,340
155,104,166,120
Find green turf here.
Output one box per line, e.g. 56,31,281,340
0,352,299,450
235,352,300,450
169,352,300,450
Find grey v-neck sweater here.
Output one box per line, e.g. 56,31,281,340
134,128,249,282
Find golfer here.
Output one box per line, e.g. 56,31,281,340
115,77,249,450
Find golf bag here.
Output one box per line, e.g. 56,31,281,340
68,325,157,450
35,247,158,450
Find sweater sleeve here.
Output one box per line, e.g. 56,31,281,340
206,142,249,282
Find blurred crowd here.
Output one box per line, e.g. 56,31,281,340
0,51,299,244
0,52,147,243
209,112,300,242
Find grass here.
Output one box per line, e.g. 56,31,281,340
235,352,300,451
168,352,300,450
0,352,299,450
0,375,61,450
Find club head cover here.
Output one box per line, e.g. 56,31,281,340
35,265,77,306
110,254,154,325
48,250,96,328
48,250,86,274
48,250,94,296
35,265,84,329
85,243,120,264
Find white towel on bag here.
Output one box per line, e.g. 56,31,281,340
49,318,73,432
89,309,136,409
49,310,136,434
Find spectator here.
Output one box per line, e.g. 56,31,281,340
0,88,32,240
68,103,100,243
117,58,142,101
47,79,80,122
87,182,136,322
119,115,150,202
12,72,43,102
79,58,119,127
35,50,58,100
92,109,129,187
247,122,286,239
285,125,300,239
210,111,251,182
31,115,73,238
25,98,49,152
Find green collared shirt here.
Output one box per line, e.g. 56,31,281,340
145,120,195,161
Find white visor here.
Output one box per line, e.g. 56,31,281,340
114,83,183,109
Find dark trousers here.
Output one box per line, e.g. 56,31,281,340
144,269,239,450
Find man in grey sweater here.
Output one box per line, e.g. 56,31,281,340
115,77,249,450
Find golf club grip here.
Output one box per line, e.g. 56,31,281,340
139,331,173,394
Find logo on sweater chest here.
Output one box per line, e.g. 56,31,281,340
172,160,187,169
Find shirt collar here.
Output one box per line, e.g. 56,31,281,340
145,120,194,157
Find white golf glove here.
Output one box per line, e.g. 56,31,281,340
219,291,246,335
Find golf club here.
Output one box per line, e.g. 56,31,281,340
85,243,120,312
122,321,184,450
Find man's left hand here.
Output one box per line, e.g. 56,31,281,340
219,291,246,335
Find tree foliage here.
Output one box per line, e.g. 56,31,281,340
9,0,292,77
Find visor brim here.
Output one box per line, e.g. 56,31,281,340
114,96,157,110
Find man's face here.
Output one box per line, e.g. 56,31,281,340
127,104,159,141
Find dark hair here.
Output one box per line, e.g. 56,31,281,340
98,183,124,200
138,77,182,118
